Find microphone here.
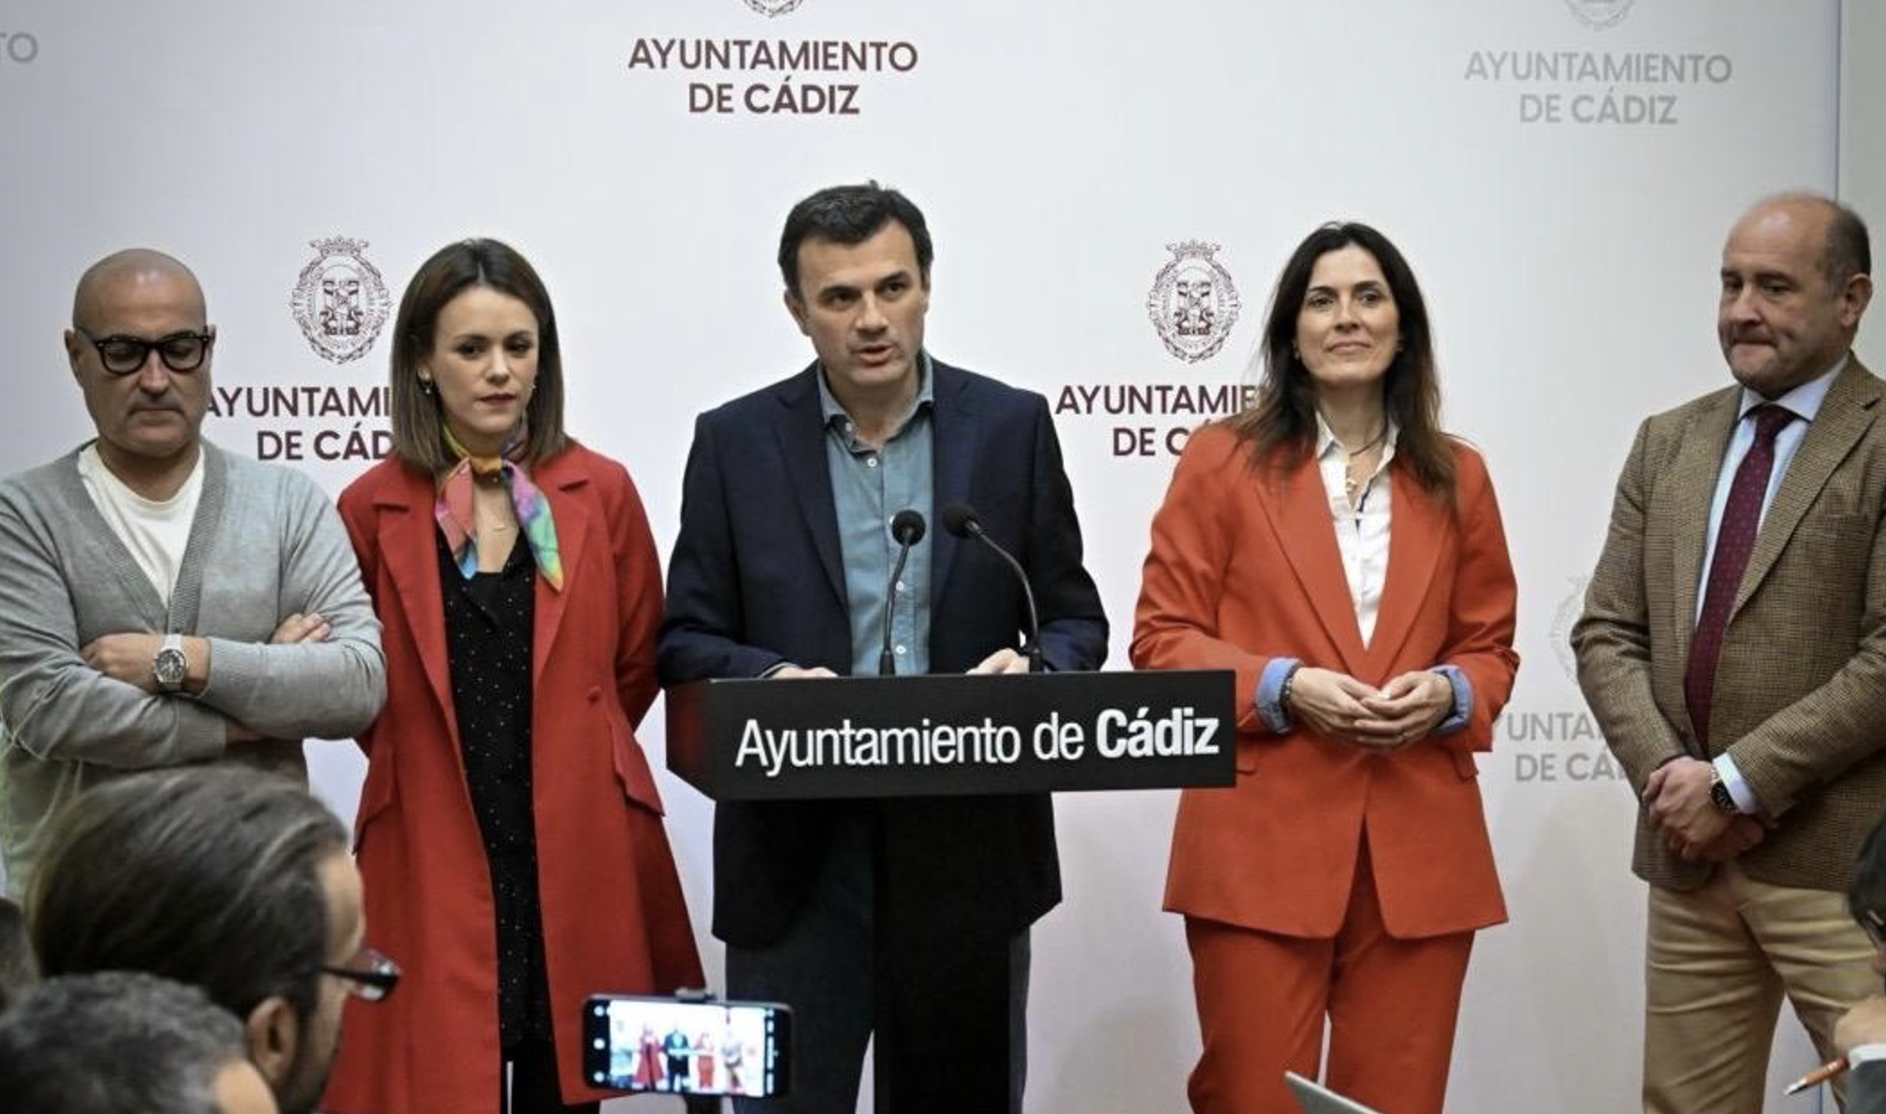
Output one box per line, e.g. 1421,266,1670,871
939,501,1044,672
879,509,927,676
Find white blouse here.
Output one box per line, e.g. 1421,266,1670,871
1312,415,1397,647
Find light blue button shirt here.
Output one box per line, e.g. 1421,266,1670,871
817,356,935,678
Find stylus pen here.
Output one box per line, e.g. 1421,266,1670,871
1784,1058,1848,1096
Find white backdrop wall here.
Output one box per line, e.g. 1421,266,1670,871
1844,0,1886,373
0,3,1862,1112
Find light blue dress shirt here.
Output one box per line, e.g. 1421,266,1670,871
817,356,936,678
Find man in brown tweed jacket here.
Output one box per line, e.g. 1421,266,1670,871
1575,192,1883,1114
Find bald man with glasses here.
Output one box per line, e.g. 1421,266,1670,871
0,248,386,896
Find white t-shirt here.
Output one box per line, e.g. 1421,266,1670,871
75,444,204,608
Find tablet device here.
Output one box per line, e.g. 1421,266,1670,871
1284,1071,1388,1114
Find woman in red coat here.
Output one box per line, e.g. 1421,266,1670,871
1134,223,1519,1114
323,239,703,1114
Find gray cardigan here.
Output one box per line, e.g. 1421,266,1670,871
0,440,385,894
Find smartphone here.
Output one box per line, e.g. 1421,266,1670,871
583,994,791,1097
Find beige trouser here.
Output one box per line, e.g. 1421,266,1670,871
1644,863,1878,1114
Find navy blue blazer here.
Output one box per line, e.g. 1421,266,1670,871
659,359,1109,948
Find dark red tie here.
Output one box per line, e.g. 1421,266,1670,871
1684,404,1797,749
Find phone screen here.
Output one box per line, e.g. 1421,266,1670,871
582,994,791,1097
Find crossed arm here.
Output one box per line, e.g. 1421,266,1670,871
0,486,384,768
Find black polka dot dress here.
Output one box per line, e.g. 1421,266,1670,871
435,532,553,1049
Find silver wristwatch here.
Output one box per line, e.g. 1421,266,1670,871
153,633,188,693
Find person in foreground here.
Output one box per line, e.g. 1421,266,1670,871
659,182,1108,1114
1834,813,1886,1114
323,238,702,1114
27,766,385,1114
1133,221,1519,1114
0,970,280,1114
1572,193,1882,1114
0,247,384,896
0,896,34,1011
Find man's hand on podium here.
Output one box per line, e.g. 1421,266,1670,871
968,648,1031,674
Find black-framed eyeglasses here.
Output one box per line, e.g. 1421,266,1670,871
73,326,215,375
316,946,401,1002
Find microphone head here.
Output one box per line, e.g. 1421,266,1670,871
890,509,926,545
940,502,980,539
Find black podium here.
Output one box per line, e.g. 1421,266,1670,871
667,669,1237,800
666,669,1235,1114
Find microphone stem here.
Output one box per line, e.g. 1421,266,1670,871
880,540,914,676
972,526,1044,672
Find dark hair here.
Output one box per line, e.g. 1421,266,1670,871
27,767,350,1030
388,238,568,473
0,896,35,1011
1824,199,1872,285
0,970,247,1114
1229,221,1456,507
777,181,934,297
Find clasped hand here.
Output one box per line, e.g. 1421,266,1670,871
1642,757,1769,863
1287,668,1452,750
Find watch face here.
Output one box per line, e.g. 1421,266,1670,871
155,648,187,687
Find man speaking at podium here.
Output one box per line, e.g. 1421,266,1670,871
659,181,1108,1114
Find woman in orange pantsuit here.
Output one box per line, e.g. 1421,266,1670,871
1133,222,1519,1114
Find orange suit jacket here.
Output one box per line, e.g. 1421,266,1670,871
1133,423,1519,939
322,445,703,1114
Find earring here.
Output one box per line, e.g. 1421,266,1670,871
418,377,435,395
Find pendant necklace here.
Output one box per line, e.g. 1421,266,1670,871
1342,425,1389,505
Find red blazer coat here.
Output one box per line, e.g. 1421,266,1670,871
322,445,703,1113
1133,424,1519,939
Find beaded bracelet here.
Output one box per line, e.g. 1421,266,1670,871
1278,663,1302,720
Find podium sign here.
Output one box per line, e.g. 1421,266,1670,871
665,669,1236,801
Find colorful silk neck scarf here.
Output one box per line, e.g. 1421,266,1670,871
434,422,565,590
